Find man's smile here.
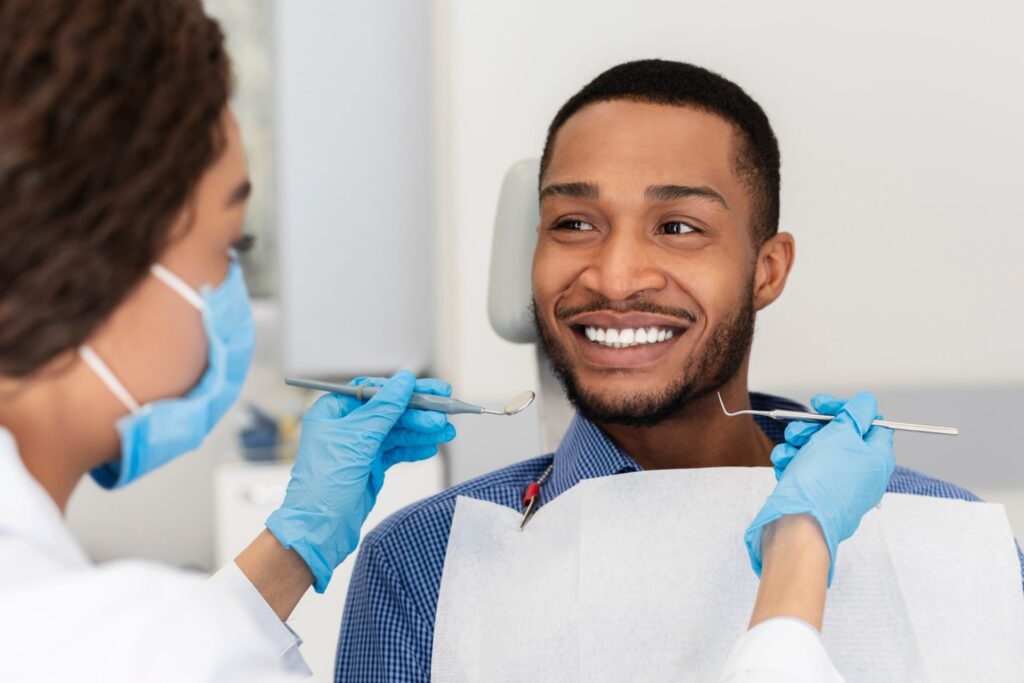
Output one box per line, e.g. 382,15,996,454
584,325,675,347
563,311,690,369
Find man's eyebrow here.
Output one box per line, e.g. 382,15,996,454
645,184,729,209
226,179,252,207
539,182,600,201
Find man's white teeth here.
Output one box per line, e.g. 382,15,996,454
583,326,675,348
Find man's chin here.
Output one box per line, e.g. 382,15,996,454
562,382,696,429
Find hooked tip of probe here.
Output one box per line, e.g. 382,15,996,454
717,391,737,416
717,391,754,418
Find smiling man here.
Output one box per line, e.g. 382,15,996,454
531,77,792,471
335,60,1010,681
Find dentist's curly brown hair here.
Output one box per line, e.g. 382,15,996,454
0,0,232,378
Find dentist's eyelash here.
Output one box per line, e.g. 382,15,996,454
232,234,256,253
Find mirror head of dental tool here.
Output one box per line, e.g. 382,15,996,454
482,390,536,416
285,377,536,417
716,391,959,436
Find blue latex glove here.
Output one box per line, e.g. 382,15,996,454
266,371,456,592
744,392,895,586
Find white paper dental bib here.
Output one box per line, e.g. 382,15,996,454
431,469,1024,682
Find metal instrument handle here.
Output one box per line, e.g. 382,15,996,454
769,409,959,436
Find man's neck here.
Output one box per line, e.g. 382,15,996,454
597,377,775,471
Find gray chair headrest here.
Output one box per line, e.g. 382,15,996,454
488,159,541,344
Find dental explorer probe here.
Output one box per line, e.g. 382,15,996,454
717,392,959,436
285,377,536,416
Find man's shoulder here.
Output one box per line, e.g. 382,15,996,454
360,454,554,556
887,465,981,502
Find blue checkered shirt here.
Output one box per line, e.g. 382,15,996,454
336,392,1024,682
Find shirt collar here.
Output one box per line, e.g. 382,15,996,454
547,415,640,502
0,427,91,568
547,392,804,503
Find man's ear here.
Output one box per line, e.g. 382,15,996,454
752,231,795,311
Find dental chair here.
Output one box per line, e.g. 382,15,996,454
487,159,575,453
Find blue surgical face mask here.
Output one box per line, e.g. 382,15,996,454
80,258,255,489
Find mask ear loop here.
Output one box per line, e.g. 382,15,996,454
78,345,141,414
151,264,205,311
80,264,206,414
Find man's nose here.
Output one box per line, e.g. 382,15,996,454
577,227,667,301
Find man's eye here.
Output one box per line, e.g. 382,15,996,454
554,219,596,232
661,221,698,235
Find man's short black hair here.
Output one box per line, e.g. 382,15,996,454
540,59,781,245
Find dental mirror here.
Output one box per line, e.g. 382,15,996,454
482,390,536,416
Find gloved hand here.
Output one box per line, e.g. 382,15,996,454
745,392,895,585
266,371,456,592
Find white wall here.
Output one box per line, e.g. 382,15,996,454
277,0,435,377
434,0,1024,400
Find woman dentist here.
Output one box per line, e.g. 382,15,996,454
0,1,453,679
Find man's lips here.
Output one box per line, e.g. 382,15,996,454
561,311,690,368
568,325,684,368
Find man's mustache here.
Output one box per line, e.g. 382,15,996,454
554,296,698,325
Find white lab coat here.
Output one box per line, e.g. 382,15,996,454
0,428,311,682
720,617,843,682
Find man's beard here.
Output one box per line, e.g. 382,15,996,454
533,287,756,428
